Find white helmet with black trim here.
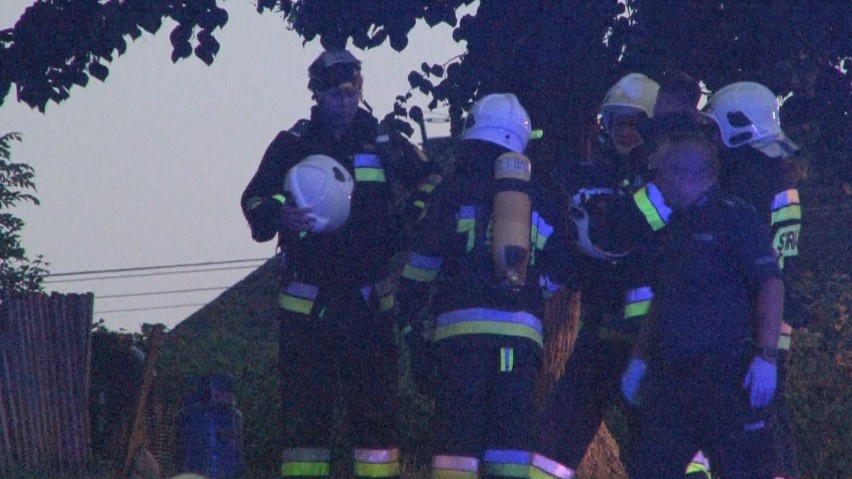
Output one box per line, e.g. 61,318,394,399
284,154,354,233
702,81,799,157
462,93,532,153
569,188,632,261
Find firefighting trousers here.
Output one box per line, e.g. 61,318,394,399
432,334,541,477
631,355,774,479
537,330,637,470
277,291,399,451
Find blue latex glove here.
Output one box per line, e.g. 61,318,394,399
621,358,647,405
743,356,777,408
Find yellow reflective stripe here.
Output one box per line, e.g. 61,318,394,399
484,463,529,477
434,321,543,348
414,199,426,210
532,211,554,250
686,461,710,474
279,292,314,314
402,264,439,282
246,196,264,210
771,204,801,224
355,168,387,182
433,470,479,479
778,333,792,350
272,194,287,205
402,254,442,282
419,182,437,193
281,462,330,477
353,462,400,478
379,294,394,312
624,300,651,319
633,187,666,231
457,217,476,252
500,347,515,372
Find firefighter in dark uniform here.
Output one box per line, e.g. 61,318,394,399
538,73,667,477
240,49,435,479
395,93,576,479
620,128,784,479
704,81,811,479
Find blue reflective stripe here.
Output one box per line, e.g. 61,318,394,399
483,449,532,478
484,449,531,465
434,309,544,347
539,275,561,295
354,153,382,167
283,447,332,462
625,286,653,303
625,286,653,318
771,189,799,211
285,282,319,300
401,253,443,282
532,211,554,250
432,455,480,477
458,205,477,219
409,253,443,270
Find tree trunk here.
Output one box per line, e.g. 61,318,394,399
538,289,627,479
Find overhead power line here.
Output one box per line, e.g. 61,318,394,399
45,264,266,284
47,257,270,278
95,303,208,315
97,286,230,299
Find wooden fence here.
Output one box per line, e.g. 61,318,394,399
0,292,94,479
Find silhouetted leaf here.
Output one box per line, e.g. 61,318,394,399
409,106,424,124
88,62,108,81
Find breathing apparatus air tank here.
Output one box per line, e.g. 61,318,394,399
492,151,532,291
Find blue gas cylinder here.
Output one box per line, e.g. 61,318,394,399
175,373,244,478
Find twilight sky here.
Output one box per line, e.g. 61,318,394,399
0,1,463,331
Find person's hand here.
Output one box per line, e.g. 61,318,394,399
278,203,315,232
743,356,777,408
621,357,647,405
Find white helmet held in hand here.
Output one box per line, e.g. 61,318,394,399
600,73,660,128
284,155,354,233
462,93,532,153
570,188,632,261
703,81,798,156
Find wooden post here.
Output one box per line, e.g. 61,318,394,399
120,323,165,478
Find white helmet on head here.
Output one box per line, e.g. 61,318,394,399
703,81,799,156
462,93,532,153
600,73,660,128
284,154,354,233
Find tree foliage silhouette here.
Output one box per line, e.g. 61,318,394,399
1,1,848,180
0,132,48,293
